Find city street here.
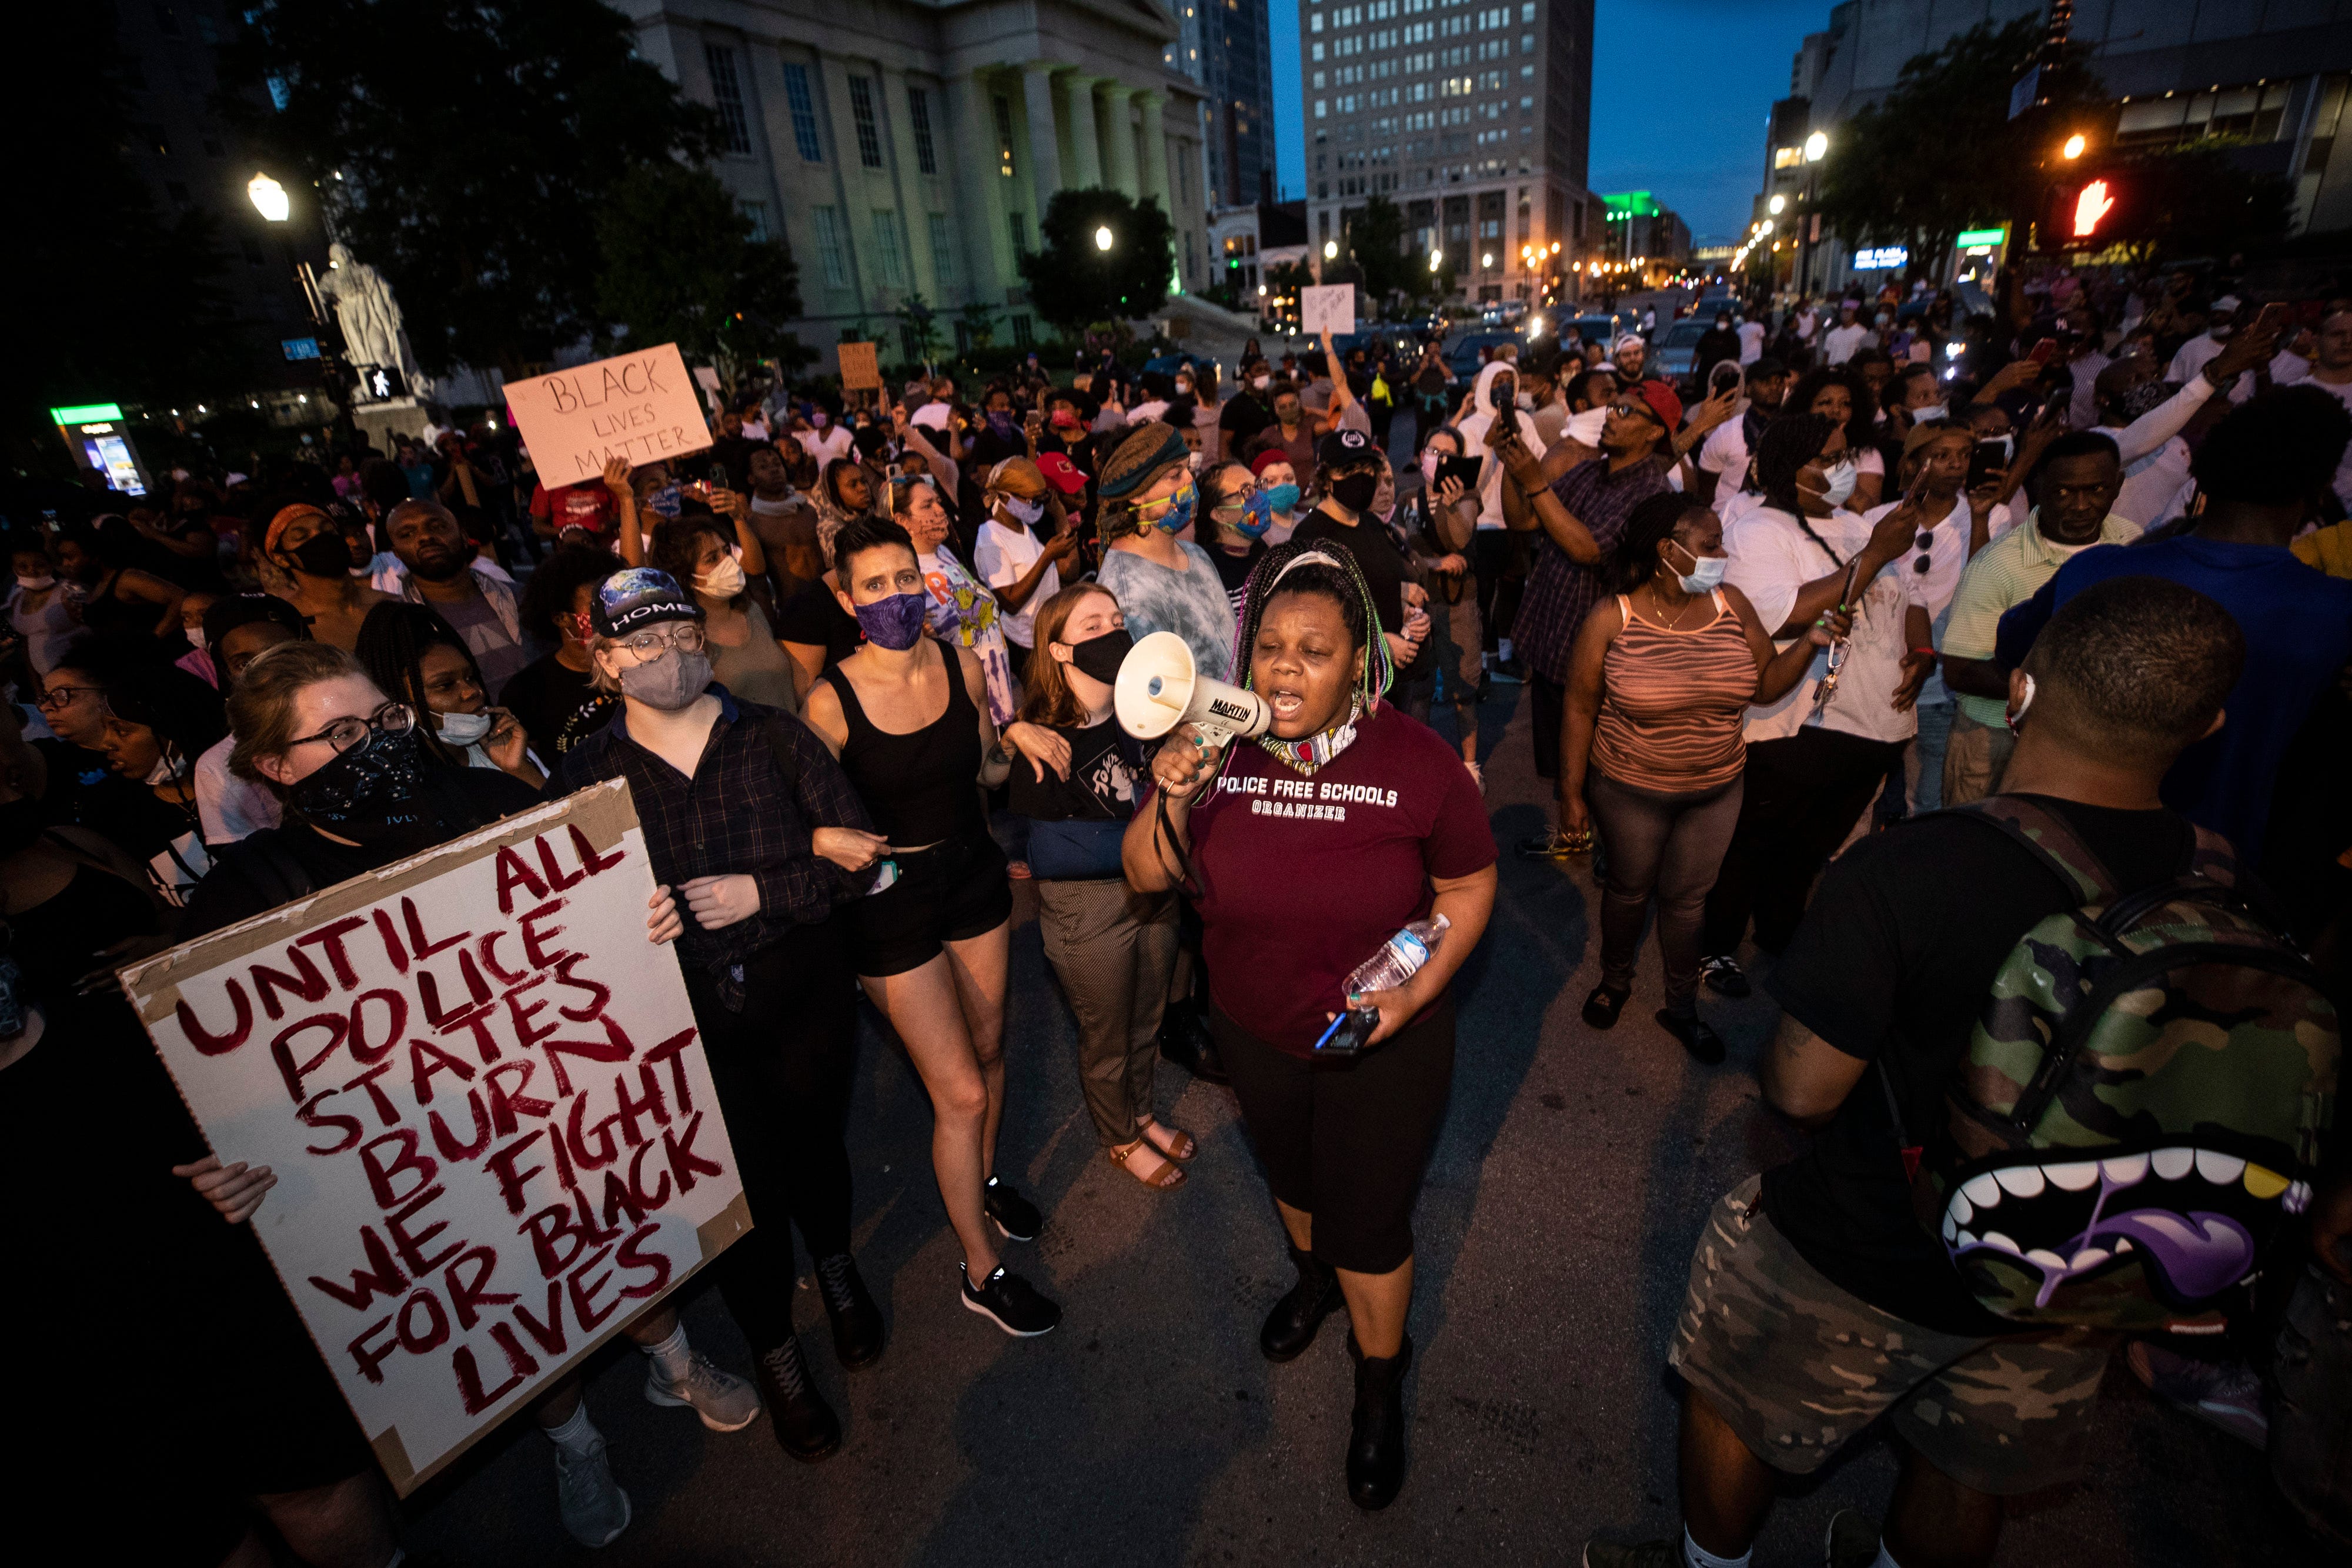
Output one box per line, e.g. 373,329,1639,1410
405,684,2320,1568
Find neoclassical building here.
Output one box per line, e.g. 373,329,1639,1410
617,1,1211,369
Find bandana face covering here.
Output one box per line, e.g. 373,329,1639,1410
288,726,442,851
1565,406,1607,447
1258,696,1364,776
854,591,931,651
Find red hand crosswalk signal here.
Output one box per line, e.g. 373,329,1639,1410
2073,180,2117,238
2042,172,2136,251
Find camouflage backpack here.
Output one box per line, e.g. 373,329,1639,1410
1900,797,2340,1335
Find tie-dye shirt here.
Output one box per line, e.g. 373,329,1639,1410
1098,541,1238,684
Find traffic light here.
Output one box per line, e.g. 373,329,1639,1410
2041,171,2137,250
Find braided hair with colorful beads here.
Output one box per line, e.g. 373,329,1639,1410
1229,539,1395,773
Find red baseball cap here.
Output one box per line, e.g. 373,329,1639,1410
1626,379,1682,436
1035,451,1087,496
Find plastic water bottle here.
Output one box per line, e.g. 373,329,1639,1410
1344,914,1450,1004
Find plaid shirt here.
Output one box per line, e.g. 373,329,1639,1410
1512,454,1672,684
553,687,876,1009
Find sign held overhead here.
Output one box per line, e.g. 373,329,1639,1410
503,343,713,484
1300,283,1357,336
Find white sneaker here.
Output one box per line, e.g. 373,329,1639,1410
644,1352,763,1432
553,1436,632,1548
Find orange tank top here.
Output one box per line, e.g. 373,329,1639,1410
1589,591,1755,793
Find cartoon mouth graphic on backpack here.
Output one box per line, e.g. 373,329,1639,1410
1940,1144,2310,1310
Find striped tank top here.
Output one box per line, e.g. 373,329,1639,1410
1589,591,1755,793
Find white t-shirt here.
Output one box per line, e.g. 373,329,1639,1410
796,424,855,466
2167,332,2228,385
1452,408,1547,529
2090,424,2194,528
194,733,282,844
911,402,954,433
1823,323,1869,365
974,519,1057,648
1698,420,1748,506
1724,506,1920,746
1738,322,1766,365
1858,493,2012,707
1130,399,1171,424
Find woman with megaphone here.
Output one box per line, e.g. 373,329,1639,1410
1121,541,1498,1512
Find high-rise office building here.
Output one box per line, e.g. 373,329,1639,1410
1299,0,1596,305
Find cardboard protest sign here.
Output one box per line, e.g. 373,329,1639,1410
502,343,713,486
837,340,883,390
1301,283,1357,336
120,780,747,1496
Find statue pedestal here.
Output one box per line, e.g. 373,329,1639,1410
351,397,431,453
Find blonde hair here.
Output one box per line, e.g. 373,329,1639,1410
226,641,374,785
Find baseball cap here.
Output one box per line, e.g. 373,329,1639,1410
1625,380,1683,434
590,568,701,639
1613,333,1646,354
1317,427,1377,470
1034,452,1087,496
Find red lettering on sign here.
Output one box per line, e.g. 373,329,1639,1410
568,1243,622,1332
598,1166,647,1230
349,1315,400,1383
486,1129,546,1215
614,1064,668,1146
663,1112,723,1192
387,1183,463,1276
397,1288,450,1356
409,1036,476,1103
485,1061,552,1135
543,1014,632,1096
176,979,253,1055
627,1139,671,1212
359,1129,439,1208
299,1087,365,1156
417,948,492,1029
295,915,370,990
644,1028,699,1117
512,1282,567,1356
523,1202,588,1278
567,1094,620,1172
442,1245,517,1331
370,906,409,974
519,900,572,972
271,1012,348,1102
403,895,467,960
476,928,526,988
536,833,586,894
428,1089,493,1163
493,845,550,914
252,946,330,1021
617,1222,673,1300
309,1223,409,1311
346,988,407,1065
569,823,627,877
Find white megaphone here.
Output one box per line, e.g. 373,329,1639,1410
1114,631,1270,744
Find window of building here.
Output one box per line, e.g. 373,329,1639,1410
783,63,824,161
849,76,884,168
994,95,1018,177
874,210,907,287
813,206,850,288
929,212,958,289
1010,210,1028,254
1012,314,1034,347
908,86,938,175
1773,145,1802,169
705,44,753,156
742,200,771,242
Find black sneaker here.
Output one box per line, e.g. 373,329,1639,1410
815,1252,886,1370
752,1335,841,1463
983,1175,1041,1241
1699,955,1750,998
1656,1008,1726,1065
961,1263,1062,1336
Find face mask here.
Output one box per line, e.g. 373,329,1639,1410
2006,671,2036,735
1565,406,1608,447
854,591,931,651
616,646,713,710
987,410,1018,436
1175,380,1193,396
287,531,354,577
1251,376,1271,392
1329,471,1381,514
1145,478,1198,535
1876,313,1892,327
1916,403,1947,422
566,611,596,647
997,494,1044,527
183,624,207,651
16,574,55,592
2117,379,2170,421
1237,492,1276,539
1261,482,1300,514
348,560,373,577
143,747,186,787
645,484,684,521
1819,460,1859,507
1067,627,1134,686
812,411,830,428
1419,452,1442,482
1187,451,1210,474
694,556,747,598
436,710,495,746
2210,322,2234,340
1669,539,1728,595
1050,409,1080,429
288,724,440,850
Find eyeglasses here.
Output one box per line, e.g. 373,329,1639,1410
36,684,102,711
616,624,707,657
288,701,415,755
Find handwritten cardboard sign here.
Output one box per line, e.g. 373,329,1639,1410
503,343,714,484
121,781,747,1496
837,340,883,391
1301,283,1356,336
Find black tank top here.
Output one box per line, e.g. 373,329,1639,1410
822,642,985,846
79,572,152,637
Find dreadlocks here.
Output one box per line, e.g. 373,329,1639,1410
353,600,480,768
1231,538,1395,711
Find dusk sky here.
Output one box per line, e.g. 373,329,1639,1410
1267,0,1826,241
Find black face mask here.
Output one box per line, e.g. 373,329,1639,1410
1329,471,1382,514
286,726,447,853
1067,627,1134,687
286,531,354,578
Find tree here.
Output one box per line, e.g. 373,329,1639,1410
8,8,240,459
895,294,943,369
1263,260,1315,330
1017,188,1175,334
593,162,800,385
1345,195,1418,309
1813,19,2102,283
220,0,717,376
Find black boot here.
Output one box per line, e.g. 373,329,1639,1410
1345,1332,1413,1511
1158,999,1230,1085
753,1333,841,1463
1260,1246,1343,1363
816,1252,886,1370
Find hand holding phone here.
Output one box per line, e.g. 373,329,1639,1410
2029,338,2058,366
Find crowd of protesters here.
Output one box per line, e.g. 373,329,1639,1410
4,254,2350,1566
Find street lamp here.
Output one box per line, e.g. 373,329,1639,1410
1805,131,1829,163
1429,247,1443,271
248,172,290,222
1768,194,1786,215
1324,239,1338,259
2062,133,2087,159
1094,225,1114,250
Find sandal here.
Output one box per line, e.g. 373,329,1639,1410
1580,984,1631,1029
1108,1137,1186,1189
1136,1116,1196,1162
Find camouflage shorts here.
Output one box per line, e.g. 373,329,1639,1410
1668,1176,2113,1495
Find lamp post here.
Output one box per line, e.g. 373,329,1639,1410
1094,225,1115,251
1798,131,1829,297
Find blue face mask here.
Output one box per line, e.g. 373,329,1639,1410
646,484,684,521
1671,539,1729,594
1237,492,1275,539
854,591,930,651
1146,477,1198,534
1261,482,1301,514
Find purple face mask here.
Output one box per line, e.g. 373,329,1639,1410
855,591,930,651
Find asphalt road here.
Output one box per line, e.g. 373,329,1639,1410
403,685,2324,1568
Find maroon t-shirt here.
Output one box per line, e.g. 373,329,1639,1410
1171,704,1495,1055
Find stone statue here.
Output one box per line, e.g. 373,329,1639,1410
318,242,427,399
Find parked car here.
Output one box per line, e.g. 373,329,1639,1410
1649,319,1713,390
1443,329,1524,382
1566,311,1631,350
